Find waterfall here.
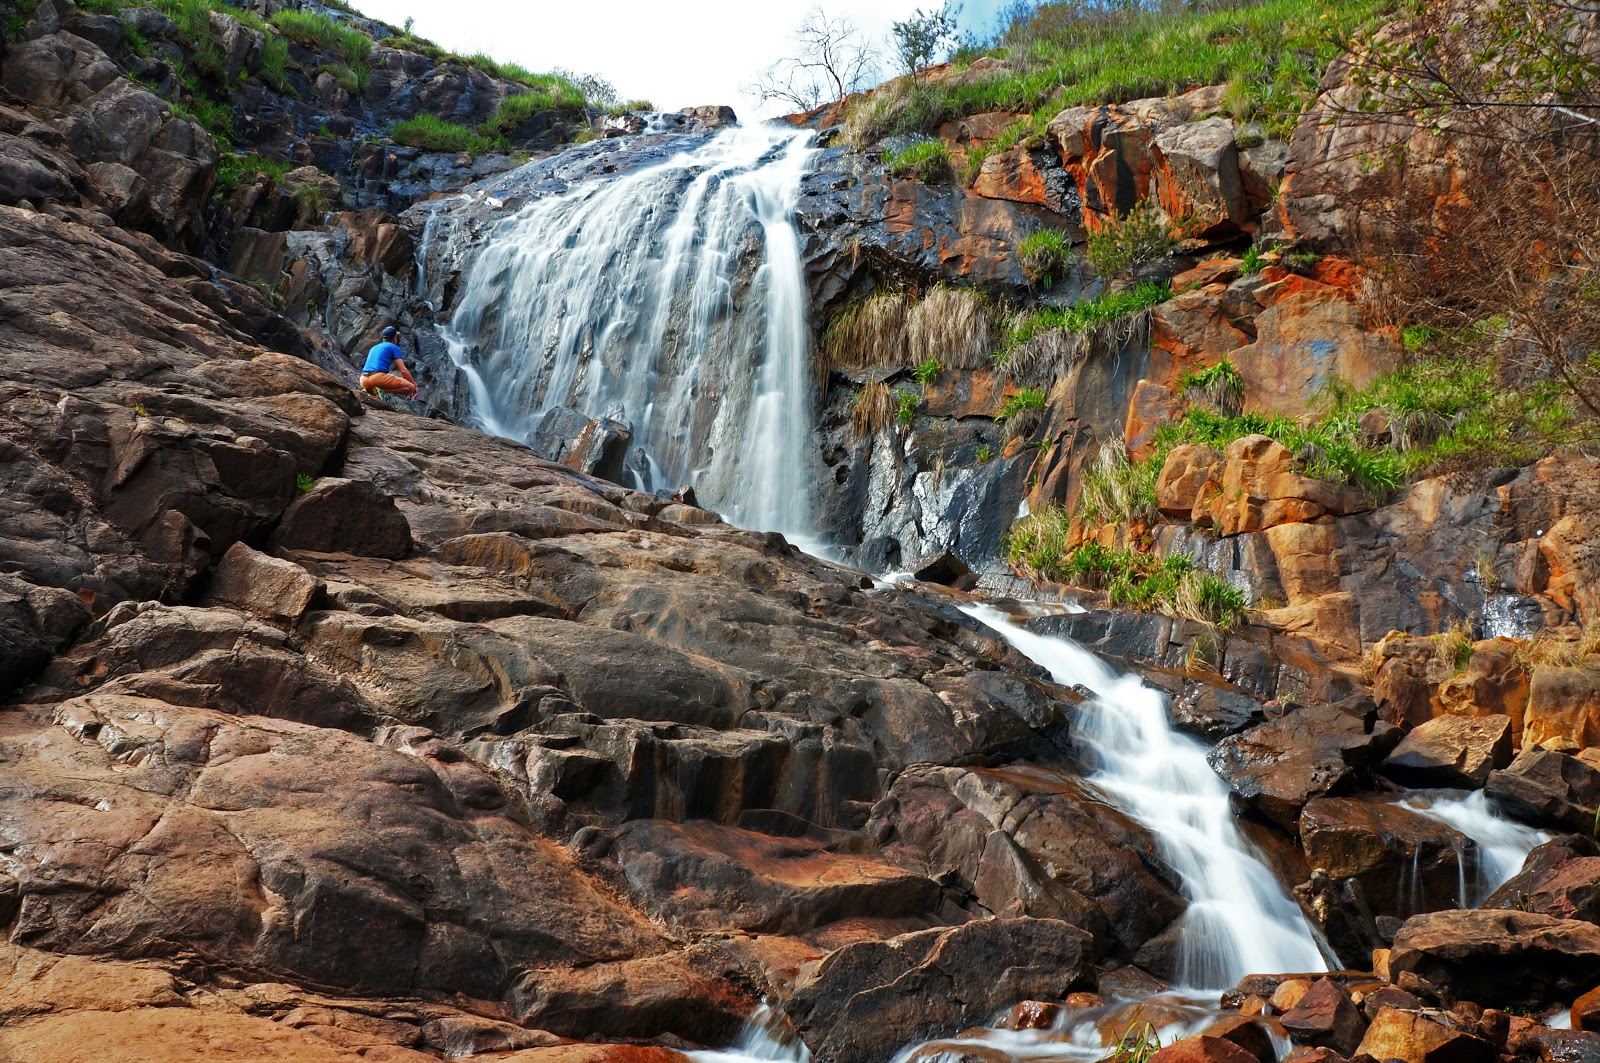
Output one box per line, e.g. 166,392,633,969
961,604,1328,988
1399,789,1552,905
438,123,820,538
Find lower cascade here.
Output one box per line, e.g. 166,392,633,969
961,605,1330,988
439,122,820,538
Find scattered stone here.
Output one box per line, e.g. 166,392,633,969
1483,836,1600,924
1280,977,1368,1055
203,542,320,624
1574,986,1600,1033
1204,1014,1276,1063
1355,1007,1495,1063
1388,910,1600,1009
273,477,413,559
1485,749,1600,833
1380,714,1514,789
1003,1001,1063,1030
909,550,973,588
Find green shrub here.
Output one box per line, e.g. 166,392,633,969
1086,198,1175,276
975,442,992,463
295,473,317,494
1240,245,1266,275
1020,228,1074,287
291,181,330,220
334,61,371,95
912,357,943,385
213,152,293,197
259,34,291,91
998,387,1047,420
391,114,501,154
895,388,920,427
882,138,950,181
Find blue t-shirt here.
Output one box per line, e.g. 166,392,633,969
363,341,403,374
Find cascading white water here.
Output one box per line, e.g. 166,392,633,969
439,123,820,538
1400,788,1553,905
961,604,1328,988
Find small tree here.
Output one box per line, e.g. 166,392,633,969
751,6,880,112
891,3,962,86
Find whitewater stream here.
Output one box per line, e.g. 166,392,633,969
439,121,819,539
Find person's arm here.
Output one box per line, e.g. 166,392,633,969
394,357,417,385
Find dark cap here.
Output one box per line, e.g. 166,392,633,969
381,326,398,339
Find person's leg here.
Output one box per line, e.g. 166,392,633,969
360,372,417,397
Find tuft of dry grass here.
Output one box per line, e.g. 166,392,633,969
851,379,897,438
1514,621,1600,671
905,286,994,370
821,291,910,382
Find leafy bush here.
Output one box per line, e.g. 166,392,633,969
391,114,501,154
998,387,1047,420
1020,229,1074,287
975,443,992,463
912,357,943,385
1240,245,1266,275
1086,198,1175,276
882,138,950,181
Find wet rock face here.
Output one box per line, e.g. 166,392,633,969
785,917,1095,1063
1483,836,1600,923
1486,748,1600,832
1208,698,1401,831
1380,714,1515,789
1299,796,1481,917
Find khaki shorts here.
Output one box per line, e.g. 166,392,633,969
360,372,415,394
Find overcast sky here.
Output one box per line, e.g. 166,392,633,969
351,0,1007,119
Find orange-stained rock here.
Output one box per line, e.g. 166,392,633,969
1066,992,1105,1009
1230,289,1400,417
1156,444,1225,518
1152,117,1248,237
1271,977,1315,1013
1046,85,1228,227
1260,594,1363,662
923,368,1009,419
1524,663,1600,752
1201,434,1356,537
1370,632,1443,729
972,145,1065,211
496,1048,691,1063
1125,379,1180,461
939,110,1028,146
1436,639,1531,744
1148,1034,1261,1063
1173,258,1245,291
1149,287,1250,378
1355,1008,1494,1063
1573,985,1600,1032
1540,512,1600,625
0,1008,434,1063
1264,522,1341,605
1279,978,1368,1056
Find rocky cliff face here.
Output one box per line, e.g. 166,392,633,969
5,1,1600,1061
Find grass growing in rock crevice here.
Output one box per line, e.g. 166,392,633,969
998,281,1171,385
821,286,994,380
1004,528,1251,630
882,138,950,181
391,114,503,153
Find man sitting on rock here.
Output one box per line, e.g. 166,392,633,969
359,326,419,399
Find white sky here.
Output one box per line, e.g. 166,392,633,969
350,0,1006,119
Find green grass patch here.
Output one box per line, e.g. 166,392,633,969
270,7,371,64
996,280,1171,365
871,0,1388,141
883,138,950,181
392,114,502,154
1020,228,1075,288
1004,533,1250,630
1177,358,1244,414
998,386,1047,420
895,388,920,427
214,152,294,197
480,78,589,134
912,357,943,386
